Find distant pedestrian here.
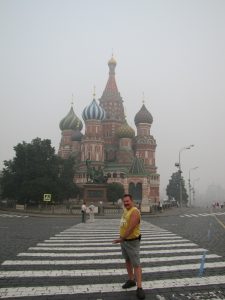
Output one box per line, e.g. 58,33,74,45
88,203,95,222
81,202,87,223
159,201,163,212
113,194,145,299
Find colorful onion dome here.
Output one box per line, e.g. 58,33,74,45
82,99,106,121
116,119,135,139
59,107,83,131
71,129,83,141
134,104,153,125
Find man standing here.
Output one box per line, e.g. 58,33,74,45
81,202,87,223
113,194,145,299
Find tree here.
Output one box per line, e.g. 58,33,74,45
107,182,124,204
166,171,188,205
0,138,79,204
57,156,80,201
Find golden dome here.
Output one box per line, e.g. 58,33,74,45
108,55,117,65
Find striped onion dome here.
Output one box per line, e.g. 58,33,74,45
134,104,153,125
82,99,106,121
116,119,135,139
59,107,83,131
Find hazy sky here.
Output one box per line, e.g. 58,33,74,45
1,0,225,197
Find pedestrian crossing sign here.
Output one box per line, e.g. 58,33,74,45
43,194,52,202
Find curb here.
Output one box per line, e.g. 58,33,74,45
0,208,185,219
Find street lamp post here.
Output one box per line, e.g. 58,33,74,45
175,145,194,208
188,167,198,207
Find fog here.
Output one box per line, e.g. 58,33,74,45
1,0,225,199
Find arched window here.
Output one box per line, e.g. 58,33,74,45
136,182,142,202
128,182,142,203
129,182,135,198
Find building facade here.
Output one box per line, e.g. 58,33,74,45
58,56,160,206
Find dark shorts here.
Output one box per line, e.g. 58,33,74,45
121,239,140,267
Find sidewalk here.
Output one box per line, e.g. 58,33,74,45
150,205,219,218
149,206,193,217
0,205,195,218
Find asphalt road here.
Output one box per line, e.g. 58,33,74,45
0,207,225,300
146,208,225,258
0,214,80,263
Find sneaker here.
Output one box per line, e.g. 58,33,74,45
122,279,136,289
136,287,145,299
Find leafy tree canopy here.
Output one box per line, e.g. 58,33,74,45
0,138,79,204
57,156,80,201
166,171,188,205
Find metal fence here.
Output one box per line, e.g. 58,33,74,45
0,202,123,216
0,200,177,216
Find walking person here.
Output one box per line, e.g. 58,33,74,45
81,201,87,223
113,194,145,299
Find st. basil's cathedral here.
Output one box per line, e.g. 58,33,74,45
58,56,160,207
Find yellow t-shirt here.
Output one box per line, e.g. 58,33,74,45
120,206,140,239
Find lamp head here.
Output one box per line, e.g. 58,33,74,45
186,144,194,149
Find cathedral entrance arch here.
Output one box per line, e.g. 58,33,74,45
128,182,142,203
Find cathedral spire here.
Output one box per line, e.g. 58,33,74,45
142,92,145,104
93,85,96,98
99,55,125,121
101,55,118,96
108,54,117,75
71,93,74,106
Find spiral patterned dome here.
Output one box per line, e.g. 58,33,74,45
82,99,106,121
71,129,83,141
134,104,153,125
116,120,135,139
59,107,83,131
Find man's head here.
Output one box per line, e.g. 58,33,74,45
123,194,134,210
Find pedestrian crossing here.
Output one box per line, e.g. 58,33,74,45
0,213,29,219
0,219,225,299
180,211,225,218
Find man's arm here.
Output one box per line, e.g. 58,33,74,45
113,210,140,244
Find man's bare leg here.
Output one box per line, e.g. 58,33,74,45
125,260,134,280
134,265,142,288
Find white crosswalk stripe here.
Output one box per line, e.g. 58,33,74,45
0,213,29,219
0,219,225,299
180,212,225,218
2,261,225,278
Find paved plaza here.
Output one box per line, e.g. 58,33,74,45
0,208,225,299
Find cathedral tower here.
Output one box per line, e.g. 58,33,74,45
134,103,157,173
116,119,135,164
81,96,106,168
58,105,83,159
99,56,125,162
